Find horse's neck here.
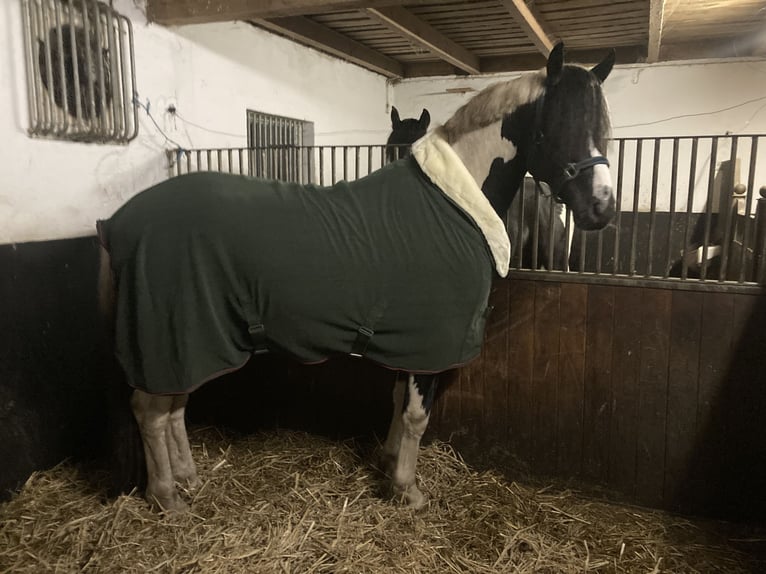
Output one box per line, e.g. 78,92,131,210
449,122,527,217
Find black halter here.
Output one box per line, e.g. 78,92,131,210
528,85,610,202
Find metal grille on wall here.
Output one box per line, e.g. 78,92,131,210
246,111,313,181
21,0,138,143
166,133,766,291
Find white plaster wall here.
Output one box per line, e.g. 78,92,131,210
0,0,390,244
392,59,766,213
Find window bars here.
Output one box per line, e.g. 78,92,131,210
246,111,313,181
22,0,138,143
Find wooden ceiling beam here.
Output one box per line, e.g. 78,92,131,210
364,6,481,75
148,0,433,26
251,17,404,78
403,45,645,78
647,0,666,63
499,0,556,56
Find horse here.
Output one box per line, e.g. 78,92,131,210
97,42,615,513
386,106,430,162
386,109,568,270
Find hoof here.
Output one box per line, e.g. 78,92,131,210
180,474,202,491
393,483,428,510
147,490,188,513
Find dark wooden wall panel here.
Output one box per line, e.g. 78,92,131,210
531,282,560,474
635,289,672,507
429,278,766,520
555,283,587,475
608,286,643,497
582,285,614,482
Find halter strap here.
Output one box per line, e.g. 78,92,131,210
528,85,609,200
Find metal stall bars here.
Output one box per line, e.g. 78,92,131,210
22,0,138,143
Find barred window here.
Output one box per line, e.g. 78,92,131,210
247,110,314,181
22,0,138,143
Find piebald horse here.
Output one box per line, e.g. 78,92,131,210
98,43,615,512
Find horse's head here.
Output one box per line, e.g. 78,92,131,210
442,42,615,232
386,106,431,161
520,43,615,230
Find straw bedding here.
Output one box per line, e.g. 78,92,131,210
1,427,763,573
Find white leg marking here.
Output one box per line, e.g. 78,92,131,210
381,375,406,476
390,374,430,509
165,394,200,489
131,390,187,512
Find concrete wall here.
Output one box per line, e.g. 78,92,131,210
0,0,390,245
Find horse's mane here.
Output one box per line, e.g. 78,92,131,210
442,73,545,143
442,65,611,154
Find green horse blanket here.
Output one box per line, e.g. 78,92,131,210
98,130,511,394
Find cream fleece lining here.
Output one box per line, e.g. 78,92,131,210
412,128,511,277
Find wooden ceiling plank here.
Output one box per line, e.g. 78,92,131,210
364,6,481,74
251,17,404,78
499,0,556,56
647,0,665,63
147,0,440,25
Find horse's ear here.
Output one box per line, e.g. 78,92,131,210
391,106,401,127
546,42,564,84
419,109,430,130
590,49,615,83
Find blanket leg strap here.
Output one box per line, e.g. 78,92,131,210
350,326,374,358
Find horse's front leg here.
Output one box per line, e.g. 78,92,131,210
165,394,200,490
130,389,187,512
382,373,437,509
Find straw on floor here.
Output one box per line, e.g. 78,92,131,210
1,427,762,573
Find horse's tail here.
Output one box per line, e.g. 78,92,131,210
97,231,147,496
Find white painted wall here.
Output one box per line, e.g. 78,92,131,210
0,0,391,244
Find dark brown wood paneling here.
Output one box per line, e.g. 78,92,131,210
608,286,643,496
635,289,672,507
582,284,615,482
663,290,703,510
482,279,511,443
556,283,588,475
531,282,561,475
506,279,536,464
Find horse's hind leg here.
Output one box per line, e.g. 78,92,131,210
166,394,200,489
382,373,437,509
131,389,187,512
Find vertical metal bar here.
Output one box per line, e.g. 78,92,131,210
93,4,109,135
239,148,244,175
115,13,131,141
227,149,233,174
81,0,97,128
22,0,41,133
530,189,541,269
719,136,738,281
217,149,223,172
53,0,70,134
546,196,557,271
663,138,679,278
681,138,699,280
40,1,56,133
514,183,526,268
563,207,572,272
343,146,349,181
355,146,360,180
66,0,84,126
186,149,191,173
104,5,120,140
331,146,337,183
612,139,625,276
319,147,325,186
629,139,642,276
739,136,759,282
646,138,661,277
577,228,586,272
367,146,373,177
125,13,138,141
699,137,718,280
